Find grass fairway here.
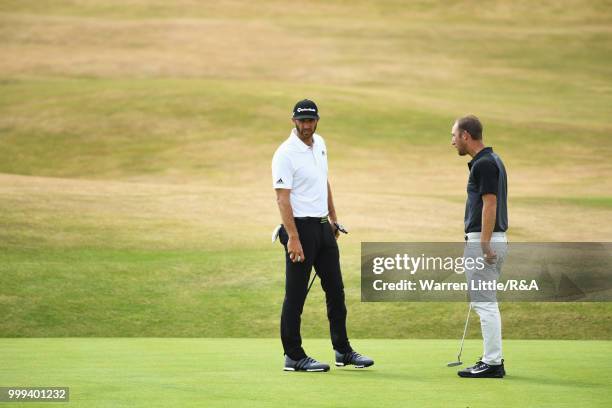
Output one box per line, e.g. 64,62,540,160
1,338,610,407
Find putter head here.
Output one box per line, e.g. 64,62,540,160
447,361,463,367
271,224,282,243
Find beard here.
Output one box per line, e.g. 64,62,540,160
296,124,316,138
455,144,467,156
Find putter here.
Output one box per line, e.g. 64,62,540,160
273,221,343,297
447,303,472,367
306,272,317,296
271,224,282,243
333,222,348,234
304,222,346,294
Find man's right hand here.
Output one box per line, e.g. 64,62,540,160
287,236,305,263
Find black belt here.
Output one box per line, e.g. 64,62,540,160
294,216,329,224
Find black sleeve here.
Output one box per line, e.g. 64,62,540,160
473,159,499,195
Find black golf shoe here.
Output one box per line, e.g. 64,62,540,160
284,355,330,372
458,360,505,378
335,350,374,368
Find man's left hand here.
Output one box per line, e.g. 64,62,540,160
330,220,340,239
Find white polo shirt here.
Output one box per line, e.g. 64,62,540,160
272,129,329,217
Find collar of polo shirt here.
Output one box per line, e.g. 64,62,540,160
290,129,314,152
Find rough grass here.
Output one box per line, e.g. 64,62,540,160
0,0,611,339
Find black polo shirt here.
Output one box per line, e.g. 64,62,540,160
464,147,508,233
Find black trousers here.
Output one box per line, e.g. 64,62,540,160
279,218,352,360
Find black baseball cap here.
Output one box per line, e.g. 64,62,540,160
292,99,319,120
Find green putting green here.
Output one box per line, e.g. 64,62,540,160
1,338,610,407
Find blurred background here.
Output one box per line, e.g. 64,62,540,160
0,0,611,339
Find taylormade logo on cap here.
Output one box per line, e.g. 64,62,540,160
293,99,319,119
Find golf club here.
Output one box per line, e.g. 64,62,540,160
304,222,347,295
447,303,472,367
306,272,317,296
333,222,348,234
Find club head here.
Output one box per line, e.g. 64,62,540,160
447,361,463,367
271,224,281,243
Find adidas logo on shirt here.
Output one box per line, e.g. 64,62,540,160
276,178,284,184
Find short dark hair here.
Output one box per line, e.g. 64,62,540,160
456,115,483,140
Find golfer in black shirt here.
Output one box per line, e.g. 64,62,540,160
451,115,509,378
